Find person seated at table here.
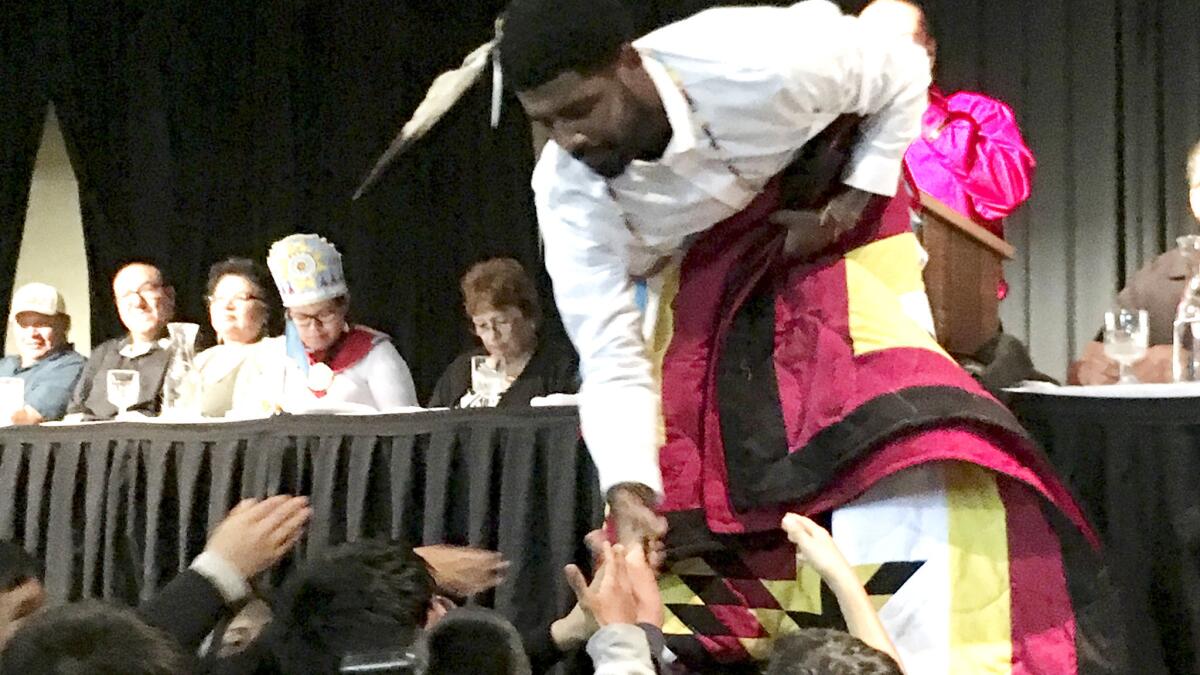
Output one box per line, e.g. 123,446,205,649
67,262,175,419
232,233,417,413
194,258,277,417
428,258,579,408
0,283,86,424
1070,139,1200,384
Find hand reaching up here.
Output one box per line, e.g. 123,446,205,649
415,545,509,597
206,495,311,579
565,542,638,626
781,513,855,584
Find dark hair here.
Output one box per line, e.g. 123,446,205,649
266,540,436,675
498,0,635,92
0,540,40,592
0,601,191,675
205,257,281,338
766,629,903,675
424,608,531,675
460,258,541,323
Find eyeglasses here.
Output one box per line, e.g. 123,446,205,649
116,283,166,305
288,308,344,329
472,316,515,334
208,293,263,307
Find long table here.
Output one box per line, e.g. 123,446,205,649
1010,390,1200,675
0,408,604,646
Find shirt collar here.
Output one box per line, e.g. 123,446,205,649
637,52,697,162
119,336,169,358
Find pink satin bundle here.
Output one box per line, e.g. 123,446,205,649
904,87,1035,238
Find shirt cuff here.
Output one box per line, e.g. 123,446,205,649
190,551,251,605
578,387,665,498
586,624,655,672
842,151,904,197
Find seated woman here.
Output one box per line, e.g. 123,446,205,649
194,258,275,416
233,234,418,413
428,258,578,408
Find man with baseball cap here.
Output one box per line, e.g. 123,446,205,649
0,282,86,424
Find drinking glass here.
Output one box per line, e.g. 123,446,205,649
0,377,24,421
1103,309,1149,384
470,355,502,407
106,369,141,417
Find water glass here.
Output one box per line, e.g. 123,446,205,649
470,355,502,407
1103,309,1149,383
0,377,25,421
106,369,141,417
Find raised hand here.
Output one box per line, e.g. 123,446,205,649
415,545,509,597
206,495,311,579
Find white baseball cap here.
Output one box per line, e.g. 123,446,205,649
10,282,68,320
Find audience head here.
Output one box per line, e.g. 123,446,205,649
206,258,274,345
461,258,541,362
267,539,440,674
859,0,936,64
0,541,45,645
500,0,667,178
1188,138,1200,221
112,262,175,344
424,607,531,675
0,601,191,675
267,234,351,353
8,282,71,367
766,629,904,675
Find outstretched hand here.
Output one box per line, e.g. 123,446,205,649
415,545,509,597
564,542,638,626
607,483,667,555
206,495,311,579
782,513,854,583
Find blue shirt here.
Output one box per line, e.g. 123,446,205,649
0,346,87,421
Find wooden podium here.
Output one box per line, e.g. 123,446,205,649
917,191,1015,356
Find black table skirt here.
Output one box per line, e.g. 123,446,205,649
0,407,604,645
1011,393,1200,675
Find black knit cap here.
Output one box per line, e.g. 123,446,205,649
498,0,635,93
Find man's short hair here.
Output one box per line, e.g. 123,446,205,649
0,541,40,592
498,0,635,92
0,601,190,675
766,628,903,675
266,539,437,675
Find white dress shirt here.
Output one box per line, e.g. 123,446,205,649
532,0,931,496
232,335,419,414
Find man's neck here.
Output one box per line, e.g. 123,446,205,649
627,65,673,162
128,331,163,346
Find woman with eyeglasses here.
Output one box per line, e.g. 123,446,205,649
194,258,276,416
427,258,578,408
233,234,418,414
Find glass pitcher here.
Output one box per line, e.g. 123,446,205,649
161,322,202,417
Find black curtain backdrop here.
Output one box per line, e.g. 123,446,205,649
2,0,1199,393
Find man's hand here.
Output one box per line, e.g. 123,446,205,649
1070,342,1173,385
415,545,509,597
607,483,666,554
782,513,855,584
1,579,45,648
621,543,664,627
1131,344,1174,383
564,542,638,626
205,495,311,578
774,186,885,260
1069,342,1118,385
